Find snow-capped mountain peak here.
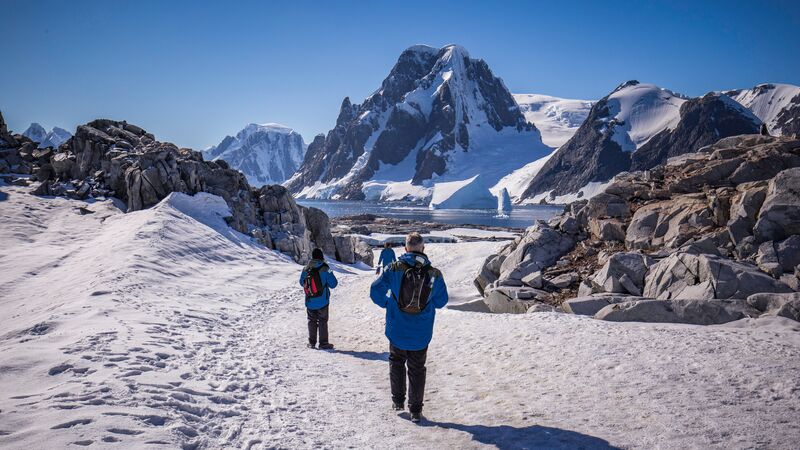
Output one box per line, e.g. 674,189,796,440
285,43,551,208
204,123,306,187
22,123,47,143
725,83,800,135
22,123,72,148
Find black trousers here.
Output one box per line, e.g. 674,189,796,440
389,343,428,413
306,306,329,345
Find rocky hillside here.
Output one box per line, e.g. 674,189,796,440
476,134,800,325
726,83,800,136
204,123,306,187
0,112,369,266
285,44,551,207
520,81,761,202
23,123,72,149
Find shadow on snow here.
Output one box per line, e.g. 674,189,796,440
335,350,390,362
421,420,621,450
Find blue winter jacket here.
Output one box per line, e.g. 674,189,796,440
378,247,397,269
370,252,448,351
299,259,338,310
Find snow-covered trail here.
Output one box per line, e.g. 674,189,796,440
1,183,800,449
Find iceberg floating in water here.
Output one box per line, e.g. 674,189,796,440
497,187,512,215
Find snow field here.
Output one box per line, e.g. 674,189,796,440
1,186,799,449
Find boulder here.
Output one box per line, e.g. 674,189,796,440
643,251,793,300
521,271,543,289
590,252,655,296
353,239,374,267
625,194,714,250
753,167,800,243
726,182,767,245
474,254,501,296
562,295,637,316
548,272,577,289
333,236,356,264
498,226,575,282
746,292,800,322
483,286,550,314
776,236,800,273
595,298,758,325
590,219,626,242
527,303,557,313
755,241,782,278
303,207,337,257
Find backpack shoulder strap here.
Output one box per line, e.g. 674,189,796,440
427,266,441,278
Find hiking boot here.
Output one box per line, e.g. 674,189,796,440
319,343,334,350
392,402,404,412
410,412,422,423
306,343,316,349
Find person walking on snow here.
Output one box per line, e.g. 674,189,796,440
300,248,338,350
376,242,397,274
370,232,448,423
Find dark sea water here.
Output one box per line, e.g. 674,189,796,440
297,200,563,229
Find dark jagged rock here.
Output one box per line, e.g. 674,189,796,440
20,118,356,264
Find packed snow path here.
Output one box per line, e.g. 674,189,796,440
1,183,799,449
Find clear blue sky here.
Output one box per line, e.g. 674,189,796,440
2,0,799,150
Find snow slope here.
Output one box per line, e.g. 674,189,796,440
513,94,594,147
726,83,800,134
204,123,306,187
2,182,799,449
604,82,687,152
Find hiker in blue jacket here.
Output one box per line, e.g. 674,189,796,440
370,232,448,423
377,242,397,274
300,248,338,349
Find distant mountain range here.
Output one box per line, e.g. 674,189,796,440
22,123,72,149
203,123,306,187
512,94,593,148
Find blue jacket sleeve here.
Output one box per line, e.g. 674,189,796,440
430,274,448,309
325,270,338,289
370,271,390,308
299,270,307,287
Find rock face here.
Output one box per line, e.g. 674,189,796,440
475,134,800,323
11,118,353,264
204,123,305,187
520,82,762,201
285,44,551,204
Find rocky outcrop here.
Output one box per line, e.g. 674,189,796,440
476,134,800,323
746,292,800,321
594,298,757,325
9,118,351,264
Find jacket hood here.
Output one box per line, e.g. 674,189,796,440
399,252,430,268
308,259,326,268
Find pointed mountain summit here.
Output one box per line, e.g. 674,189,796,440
285,44,551,207
22,123,72,148
725,83,800,136
204,123,306,187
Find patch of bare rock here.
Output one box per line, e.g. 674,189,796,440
475,134,800,325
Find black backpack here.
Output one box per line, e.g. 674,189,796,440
303,263,328,300
392,261,438,314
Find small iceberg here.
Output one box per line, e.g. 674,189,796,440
496,187,512,216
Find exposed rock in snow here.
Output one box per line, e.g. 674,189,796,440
285,44,551,207
725,83,800,136
519,81,761,201
512,93,594,147
204,123,306,187
595,298,758,325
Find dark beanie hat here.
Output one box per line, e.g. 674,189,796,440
312,248,324,260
